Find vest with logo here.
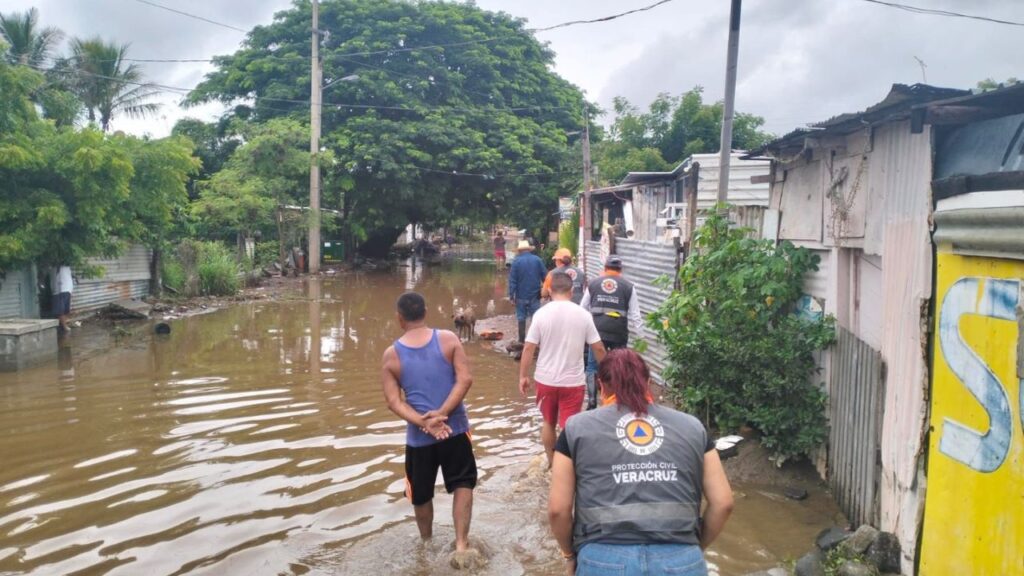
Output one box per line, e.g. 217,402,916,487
564,404,707,550
562,265,586,304
587,274,634,345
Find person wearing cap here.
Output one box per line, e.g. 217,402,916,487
580,256,642,409
508,239,547,344
541,248,585,304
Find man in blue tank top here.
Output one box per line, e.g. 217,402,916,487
381,292,477,554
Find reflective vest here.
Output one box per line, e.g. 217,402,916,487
587,274,634,345
564,404,707,550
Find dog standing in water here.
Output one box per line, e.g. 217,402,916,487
453,306,476,341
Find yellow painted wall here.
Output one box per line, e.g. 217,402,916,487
920,253,1024,575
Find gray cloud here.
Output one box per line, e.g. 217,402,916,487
5,0,1021,138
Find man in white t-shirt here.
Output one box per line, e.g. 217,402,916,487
519,271,606,466
50,265,74,333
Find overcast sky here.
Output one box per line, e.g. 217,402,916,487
8,0,1023,138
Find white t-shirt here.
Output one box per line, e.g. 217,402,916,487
526,300,602,387
51,266,74,295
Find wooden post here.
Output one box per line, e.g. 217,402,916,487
686,162,700,253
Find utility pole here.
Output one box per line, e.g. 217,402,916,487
717,0,742,206
580,103,592,272
308,0,322,274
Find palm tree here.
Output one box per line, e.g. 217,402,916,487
70,37,160,131
0,8,63,67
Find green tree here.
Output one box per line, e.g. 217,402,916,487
977,77,1019,91
171,117,241,198
188,0,585,252
596,87,773,185
0,60,134,272
650,209,835,463
192,118,313,251
0,8,62,67
69,37,160,131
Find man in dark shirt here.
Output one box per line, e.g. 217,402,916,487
508,240,547,344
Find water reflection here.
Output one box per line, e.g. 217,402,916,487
0,256,530,575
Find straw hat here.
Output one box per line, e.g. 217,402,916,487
517,240,533,251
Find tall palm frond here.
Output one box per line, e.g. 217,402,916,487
0,8,63,68
70,37,160,131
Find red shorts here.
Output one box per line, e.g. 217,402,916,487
495,250,506,259
536,382,585,429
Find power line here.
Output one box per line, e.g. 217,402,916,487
858,0,1024,27
128,0,248,33
409,164,577,178
533,0,677,32
25,63,575,114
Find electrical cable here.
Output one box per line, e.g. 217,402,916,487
858,0,1024,27
127,0,247,33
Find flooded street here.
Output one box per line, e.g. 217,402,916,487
0,253,841,575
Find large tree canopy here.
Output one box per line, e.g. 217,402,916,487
188,0,586,244
594,87,773,184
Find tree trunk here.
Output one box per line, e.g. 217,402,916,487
150,247,163,298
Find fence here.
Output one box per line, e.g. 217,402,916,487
73,245,152,313
828,326,885,527
583,238,679,382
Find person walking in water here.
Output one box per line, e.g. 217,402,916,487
580,256,642,409
493,230,507,270
508,239,547,344
50,264,75,334
381,292,477,555
548,349,734,575
519,272,606,467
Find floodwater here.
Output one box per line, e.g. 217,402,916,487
0,253,841,575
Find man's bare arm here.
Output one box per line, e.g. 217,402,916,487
518,342,538,395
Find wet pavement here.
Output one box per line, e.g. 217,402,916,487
0,252,841,575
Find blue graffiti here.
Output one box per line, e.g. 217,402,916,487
937,277,1020,473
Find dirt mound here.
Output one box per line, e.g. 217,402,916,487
722,437,821,488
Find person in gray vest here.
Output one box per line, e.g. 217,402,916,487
548,349,734,575
541,248,585,304
580,256,641,409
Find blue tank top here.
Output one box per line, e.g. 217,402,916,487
394,330,470,447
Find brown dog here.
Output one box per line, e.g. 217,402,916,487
453,306,476,341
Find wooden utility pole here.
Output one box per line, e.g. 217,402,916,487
308,0,322,274
717,0,742,206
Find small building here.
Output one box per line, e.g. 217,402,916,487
754,82,1024,574
585,152,770,245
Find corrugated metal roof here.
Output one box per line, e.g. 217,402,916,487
753,83,969,157
934,192,1024,261
934,112,1024,180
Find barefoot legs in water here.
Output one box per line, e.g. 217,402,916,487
452,487,473,552
413,500,433,540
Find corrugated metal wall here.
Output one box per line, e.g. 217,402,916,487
694,153,771,210
73,245,152,313
588,238,678,382
583,241,602,280
829,326,885,528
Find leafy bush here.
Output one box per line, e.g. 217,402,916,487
161,256,186,293
254,240,280,268
650,208,835,463
196,241,240,296
558,206,580,256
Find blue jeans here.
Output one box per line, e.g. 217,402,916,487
514,297,540,321
577,543,707,576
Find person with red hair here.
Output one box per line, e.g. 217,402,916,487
548,349,734,575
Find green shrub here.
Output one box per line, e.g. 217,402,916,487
650,207,835,463
558,206,580,256
196,241,240,296
254,240,280,268
161,256,186,293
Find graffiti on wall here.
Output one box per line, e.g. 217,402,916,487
920,254,1024,575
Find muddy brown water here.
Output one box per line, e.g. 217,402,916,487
0,254,841,575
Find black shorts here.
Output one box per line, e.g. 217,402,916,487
405,433,477,506
52,292,71,316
